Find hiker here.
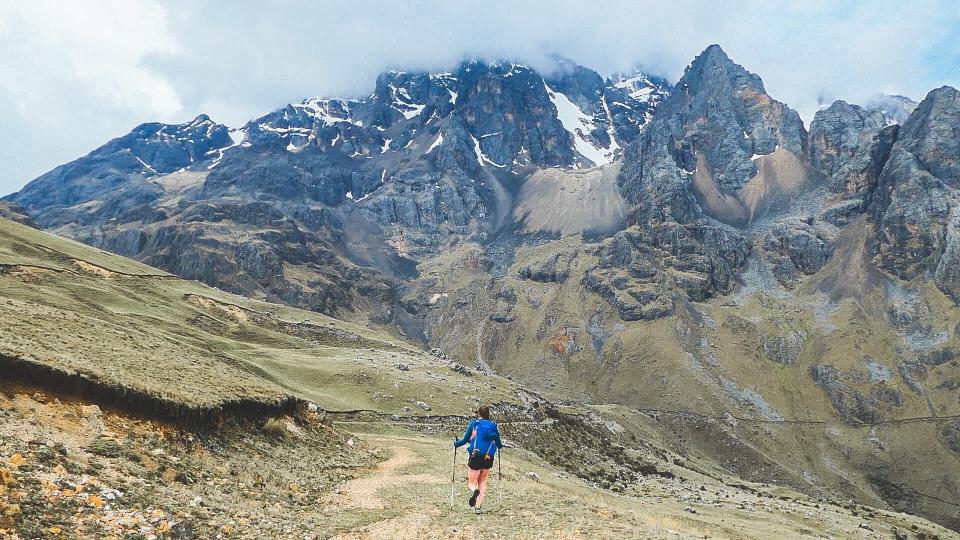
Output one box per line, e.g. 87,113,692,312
453,405,503,514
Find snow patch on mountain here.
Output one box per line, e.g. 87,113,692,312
205,128,247,169
388,84,425,119
427,133,444,153
293,98,363,127
612,74,659,103
471,134,506,168
544,82,614,167
134,156,157,175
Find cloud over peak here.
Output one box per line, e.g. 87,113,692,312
1,0,958,195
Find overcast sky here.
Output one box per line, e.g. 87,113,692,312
1,0,958,196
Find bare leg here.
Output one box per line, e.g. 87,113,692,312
476,468,490,507
467,467,481,492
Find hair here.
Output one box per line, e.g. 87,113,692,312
477,405,491,419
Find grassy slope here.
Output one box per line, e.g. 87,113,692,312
409,227,960,530
1,217,957,537
0,217,520,416
323,425,955,539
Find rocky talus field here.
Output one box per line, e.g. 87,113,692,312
3,43,960,538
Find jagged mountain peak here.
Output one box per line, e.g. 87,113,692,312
916,84,959,109
620,43,807,226
897,85,959,142
814,99,884,125
679,44,764,96
895,85,960,182
188,113,214,125
701,42,727,58
866,93,919,126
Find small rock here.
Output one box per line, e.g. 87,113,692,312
448,362,472,376
395,363,410,372
307,402,318,413
285,422,304,437
526,471,540,483
684,506,698,514
416,401,431,411
80,405,104,433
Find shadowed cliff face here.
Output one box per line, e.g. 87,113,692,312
871,87,960,301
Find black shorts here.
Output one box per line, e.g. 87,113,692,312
468,451,495,470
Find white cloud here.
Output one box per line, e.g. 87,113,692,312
4,1,182,116
0,0,182,195
1,0,959,196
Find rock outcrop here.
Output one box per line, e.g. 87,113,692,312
871,86,960,301
0,201,34,227
808,101,895,198
618,44,809,228
762,220,833,288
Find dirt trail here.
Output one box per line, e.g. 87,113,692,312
325,436,449,538
324,440,443,511
320,431,954,540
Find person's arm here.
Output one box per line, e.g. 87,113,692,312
453,420,475,448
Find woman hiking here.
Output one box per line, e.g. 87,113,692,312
453,405,503,514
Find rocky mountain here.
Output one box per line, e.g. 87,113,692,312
6,58,668,325
872,86,960,301
6,45,960,530
868,94,919,126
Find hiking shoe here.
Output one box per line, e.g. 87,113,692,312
468,489,480,507
475,507,483,515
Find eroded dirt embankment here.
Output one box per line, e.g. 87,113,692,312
0,353,301,426
0,377,371,539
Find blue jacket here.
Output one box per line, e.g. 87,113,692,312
454,418,503,457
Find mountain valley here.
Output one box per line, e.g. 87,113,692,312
4,43,960,537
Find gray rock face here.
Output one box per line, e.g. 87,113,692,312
943,420,960,453
609,44,814,312
490,285,518,323
871,86,960,300
191,59,667,262
762,220,832,288
808,101,892,196
762,331,807,365
77,200,401,317
619,44,808,229
809,364,881,424
9,115,234,227
583,223,749,321
517,247,578,283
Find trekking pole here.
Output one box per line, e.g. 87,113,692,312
449,441,457,509
497,447,503,507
